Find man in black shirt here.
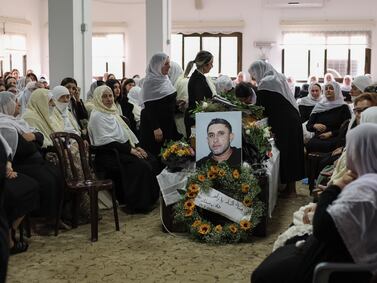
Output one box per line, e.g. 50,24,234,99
197,118,241,168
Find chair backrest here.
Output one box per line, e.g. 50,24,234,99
50,132,91,182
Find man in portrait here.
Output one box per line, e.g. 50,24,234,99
196,118,242,168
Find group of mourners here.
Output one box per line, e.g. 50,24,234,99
1,49,377,283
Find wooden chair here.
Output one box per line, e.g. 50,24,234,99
50,132,119,242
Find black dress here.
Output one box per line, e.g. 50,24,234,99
0,142,9,283
306,105,351,153
12,133,63,218
256,90,305,183
70,98,89,129
116,95,137,135
140,93,182,157
299,105,314,123
184,69,214,137
94,141,160,212
251,185,372,283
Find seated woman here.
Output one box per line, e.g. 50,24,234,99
106,79,137,135
127,86,142,131
297,83,322,123
306,81,351,153
252,123,377,283
0,129,39,255
88,85,159,213
0,91,63,226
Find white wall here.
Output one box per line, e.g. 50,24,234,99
2,0,377,80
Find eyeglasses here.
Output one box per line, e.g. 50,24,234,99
353,106,369,114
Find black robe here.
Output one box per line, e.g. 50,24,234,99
140,93,182,157
0,142,9,283
299,105,315,123
93,141,159,212
12,133,63,218
184,69,214,137
306,105,351,153
256,90,305,183
116,94,137,135
251,185,372,283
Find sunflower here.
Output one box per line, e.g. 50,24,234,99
198,224,211,235
198,174,206,182
241,183,250,193
232,169,240,179
186,191,197,198
229,224,238,234
188,183,199,193
210,165,219,174
214,225,223,233
243,197,252,207
240,220,252,231
207,171,216,180
218,169,226,177
192,220,202,227
184,209,194,217
184,199,195,210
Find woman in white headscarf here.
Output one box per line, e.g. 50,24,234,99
0,91,63,223
51,86,81,136
306,81,351,153
168,61,189,138
17,81,42,115
88,85,159,213
248,60,304,195
297,83,323,123
127,86,142,129
252,123,377,283
140,52,182,158
215,75,234,95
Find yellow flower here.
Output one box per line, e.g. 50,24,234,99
214,225,223,233
198,174,206,182
207,171,216,180
186,191,197,198
192,220,202,228
240,220,252,231
243,197,252,207
184,199,195,210
218,169,226,177
184,209,194,217
188,183,199,193
198,224,211,235
210,165,219,174
232,169,240,179
229,224,238,234
241,183,250,193
177,149,185,156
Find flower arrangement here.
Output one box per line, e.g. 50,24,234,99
244,123,272,164
174,162,264,244
160,140,195,171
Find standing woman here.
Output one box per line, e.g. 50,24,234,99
139,53,182,158
249,60,305,195
184,50,217,137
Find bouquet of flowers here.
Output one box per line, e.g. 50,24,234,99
161,140,195,171
243,123,272,164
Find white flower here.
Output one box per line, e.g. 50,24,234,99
202,102,208,109
242,162,251,169
263,127,270,138
245,129,251,135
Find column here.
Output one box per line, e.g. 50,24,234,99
145,0,171,62
48,0,92,99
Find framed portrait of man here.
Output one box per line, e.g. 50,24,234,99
195,111,242,168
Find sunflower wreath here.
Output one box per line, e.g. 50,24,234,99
174,162,265,244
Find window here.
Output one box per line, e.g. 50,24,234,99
0,33,27,75
282,31,371,81
92,33,124,79
170,32,242,78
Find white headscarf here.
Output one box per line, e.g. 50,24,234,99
311,81,347,114
248,60,299,111
215,75,234,94
360,106,377,124
0,127,18,159
51,86,80,135
168,61,183,87
327,124,377,265
88,85,139,147
127,86,142,106
0,91,34,134
141,53,176,104
86,81,100,101
353,75,372,92
297,83,323,107
18,81,40,115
